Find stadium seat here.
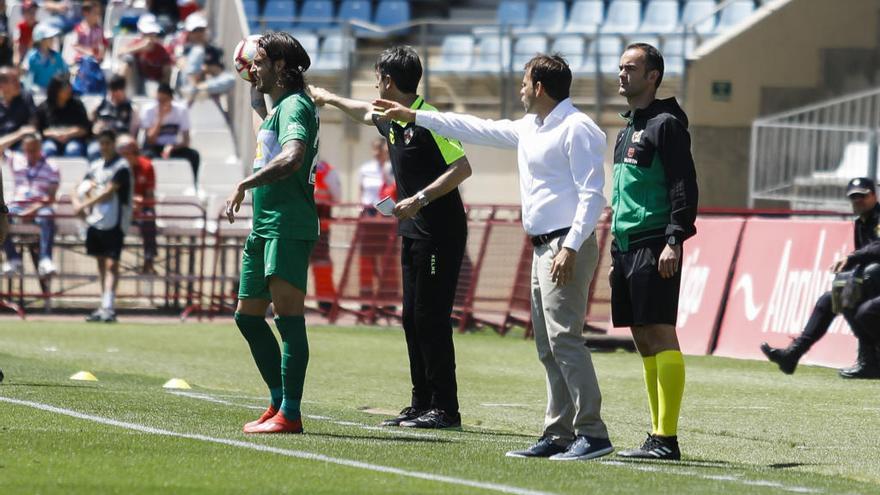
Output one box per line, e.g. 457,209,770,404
550,35,596,75
471,35,512,73
513,1,566,35
563,0,604,34
600,0,641,33
511,35,548,70
312,35,352,72
638,0,679,33
434,35,475,73
373,0,410,33
716,0,755,32
295,0,334,31
629,35,660,51
597,35,624,74
242,0,262,33
334,0,372,35
474,1,529,35
263,0,297,31
662,34,696,74
681,0,717,35
291,31,319,57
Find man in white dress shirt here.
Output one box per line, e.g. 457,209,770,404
375,54,612,460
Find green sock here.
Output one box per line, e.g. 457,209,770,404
275,315,309,419
234,312,282,409
656,350,686,437
642,356,659,434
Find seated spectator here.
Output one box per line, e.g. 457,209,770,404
41,0,79,32
87,75,139,159
177,13,208,85
0,0,8,35
117,133,157,274
148,0,180,33
184,46,234,109
0,128,60,277
15,0,39,65
71,1,107,64
140,83,199,182
25,23,68,91
117,14,173,93
0,67,38,148
36,74,90,157
0,4,12,67
177,1,200,22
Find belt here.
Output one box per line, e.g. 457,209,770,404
530,227,570,247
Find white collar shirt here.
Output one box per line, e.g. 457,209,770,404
415,98,606,251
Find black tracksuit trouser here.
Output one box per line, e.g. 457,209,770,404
400,235,465,415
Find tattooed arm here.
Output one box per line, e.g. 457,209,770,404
225,139,306,223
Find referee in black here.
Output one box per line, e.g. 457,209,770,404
309,46,471,429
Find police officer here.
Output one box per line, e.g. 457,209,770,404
762,177,880,379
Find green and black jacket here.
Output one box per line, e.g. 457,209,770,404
611,97,699,252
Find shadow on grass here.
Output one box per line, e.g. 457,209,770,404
0,382,97,389
304,431,456,444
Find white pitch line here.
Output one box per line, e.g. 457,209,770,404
167,390,442,440
601,461,822,494
0,395,557,495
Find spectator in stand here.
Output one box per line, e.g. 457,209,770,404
72,129,132,323
177,0,200,21
25,23,68,91
71,1,107,64
140,82,200,182
36,74,89,157
41,0,79,33
0,67,38,149
117,133,157,274
0,10,13,67
357,138,390,299
312,158,341,312
184,45,234,109
178,12,208,87
117,14,173,93
147,0,180,33
87,75,139,159
15,0,39,66
0,128,60,277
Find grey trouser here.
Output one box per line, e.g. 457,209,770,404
531,233,609,441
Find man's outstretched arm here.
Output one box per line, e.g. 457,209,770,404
309,85,374,126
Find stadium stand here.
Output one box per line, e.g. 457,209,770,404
638,0,680,33
295,0,335,32
563,1,605,34
600,0,642,33
513,1,566,35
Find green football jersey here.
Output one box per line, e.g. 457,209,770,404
251,92,320,240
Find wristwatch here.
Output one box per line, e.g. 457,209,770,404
416,192,430,208
0,204,8,215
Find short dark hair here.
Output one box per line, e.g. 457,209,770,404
108,74,126,91
157,82,174,96
258,31,311,91
626,42,664,89
98,129,117,142
46,74,72,109
375,46,422,94
524,54,572,102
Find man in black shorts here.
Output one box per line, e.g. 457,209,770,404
309,46,471,429
611,43,698,460
72,129,132,323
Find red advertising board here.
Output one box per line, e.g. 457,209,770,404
607,217,746,355
714,219,856,368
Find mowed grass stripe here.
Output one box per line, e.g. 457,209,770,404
0,395,558,495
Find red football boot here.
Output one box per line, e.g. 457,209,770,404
243,406,278,433
252,410,303,434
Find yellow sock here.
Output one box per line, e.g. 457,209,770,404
656,350,685,437
642,356,659,434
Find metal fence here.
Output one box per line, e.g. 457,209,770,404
749,86,880,210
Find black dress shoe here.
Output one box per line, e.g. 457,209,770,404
838,364,880,379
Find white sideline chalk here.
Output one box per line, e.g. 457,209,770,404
0,395,557,495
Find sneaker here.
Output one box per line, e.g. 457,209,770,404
243,406,278,433
1,259,22,276
399,408,461,429
85,308,117,323
380,406,426,427
617,433,681,460
549,435,614,461
505,436,570,458
37,258,57,277
249,410,303,434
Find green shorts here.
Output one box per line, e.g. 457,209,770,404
238,233,315,300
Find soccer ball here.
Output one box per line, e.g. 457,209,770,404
233,35,262,81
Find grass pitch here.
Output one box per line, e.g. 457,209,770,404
0,319,878,494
